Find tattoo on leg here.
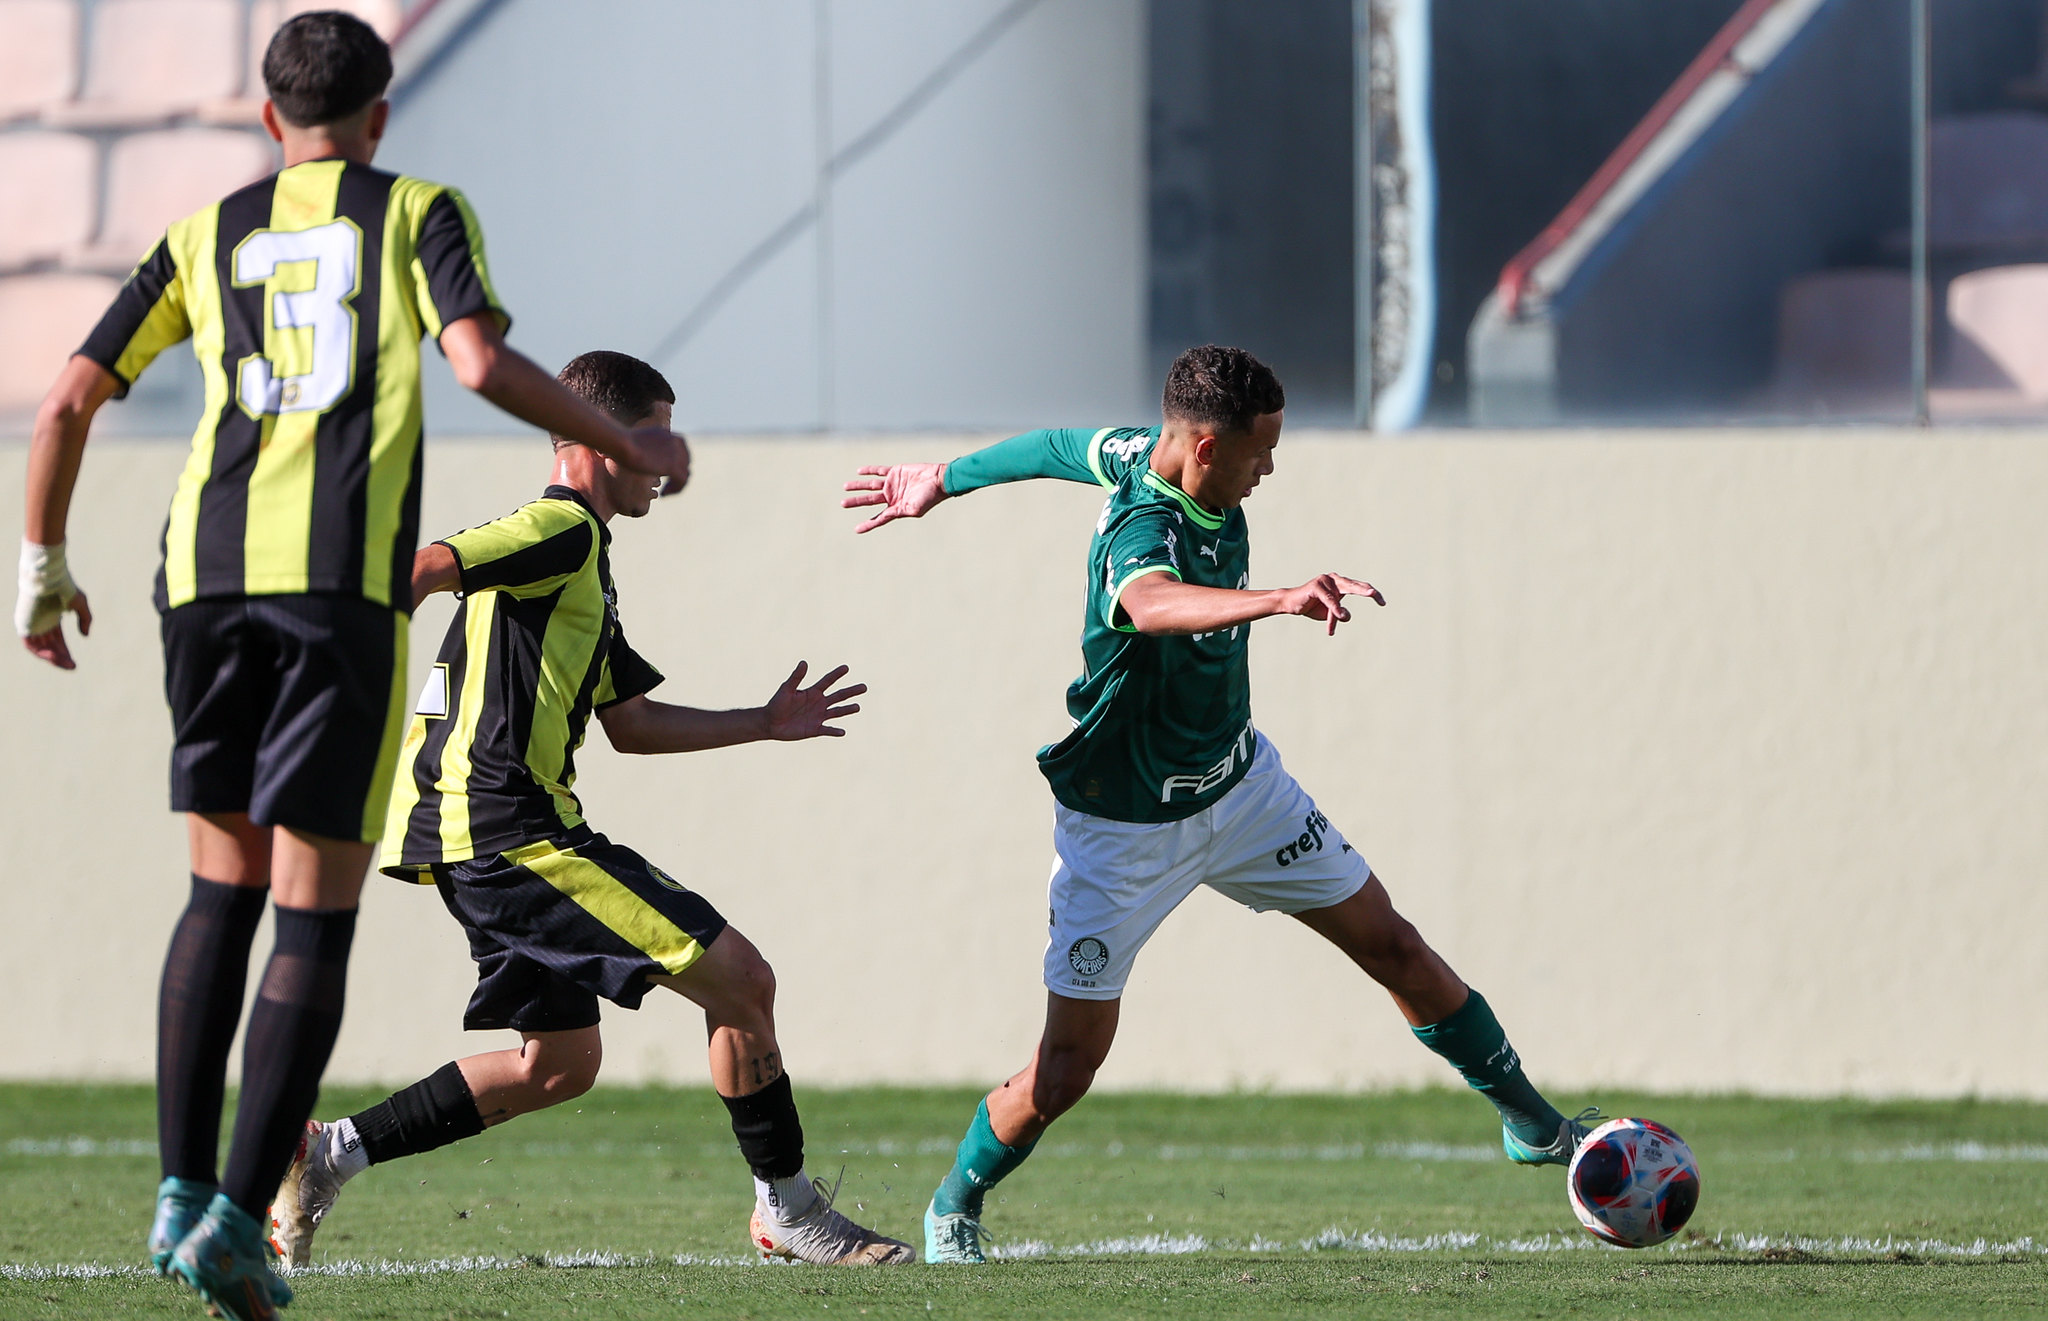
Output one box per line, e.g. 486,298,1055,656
748,1052,782,1088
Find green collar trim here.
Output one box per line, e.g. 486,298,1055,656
1141,469,1226,530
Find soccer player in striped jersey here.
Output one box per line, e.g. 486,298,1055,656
844,345,1596,1264
14,15,686,1318
268,351,912,1269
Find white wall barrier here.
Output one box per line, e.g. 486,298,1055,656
4,431,2044,1097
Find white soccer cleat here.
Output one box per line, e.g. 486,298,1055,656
268,1119,346,1267
748,1173,914,1266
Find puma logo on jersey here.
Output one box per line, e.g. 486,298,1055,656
1197,543,1219,563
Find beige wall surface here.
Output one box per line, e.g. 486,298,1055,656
4,431,2045,1098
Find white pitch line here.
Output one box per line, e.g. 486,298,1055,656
1847,1143,2048,1163
6,1230,2042,1281
18,1136,2048,1166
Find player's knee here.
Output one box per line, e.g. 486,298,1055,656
730,948,776,1020
525,1037,602,1101
1379,915,1432,970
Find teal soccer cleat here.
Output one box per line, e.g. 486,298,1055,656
147,1177,216,1275
169,1193,293,1321
1504,1108,1604,1168
924,1200,992,1264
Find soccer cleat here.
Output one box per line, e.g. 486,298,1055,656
749,1172,914,1266
269,1119,345,1267
1504,1106,1605,1167
148,1176,216,1275
169,1193,293,1321
923,1200,992,1265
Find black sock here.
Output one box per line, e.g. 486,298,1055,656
219,906,357,1216
156,877,268,1184
720,1074,805,1180
349,1062,485,1164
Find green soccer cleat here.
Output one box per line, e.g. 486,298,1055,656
169,1193,293,1321
1504,1107,1604,1167
923,1200,992,1264
147,1177,216,1275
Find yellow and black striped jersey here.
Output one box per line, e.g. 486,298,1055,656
77,156,509,613
381,487,663,876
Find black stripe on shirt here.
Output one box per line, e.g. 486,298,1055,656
184,175,278,606
305,164,395,596
77,239,179,396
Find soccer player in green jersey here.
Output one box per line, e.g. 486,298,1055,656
14,15,686,1318
844,345,1595,1263
268,351,913,1269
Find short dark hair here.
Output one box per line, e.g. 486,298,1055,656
263,11,393,127
1161,345,1284,435
552,351,676,449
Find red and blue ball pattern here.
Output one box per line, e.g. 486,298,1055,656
1566,1117,1701,1248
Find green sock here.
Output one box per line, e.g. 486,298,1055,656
1412,990,1566,1147
931,1099,1037,1217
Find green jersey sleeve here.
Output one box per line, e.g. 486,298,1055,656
1100,504,1185,632
440,500,594,597
594,616,664,709
942,426,1158,495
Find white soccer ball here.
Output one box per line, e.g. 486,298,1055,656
1566,1117,1701,1248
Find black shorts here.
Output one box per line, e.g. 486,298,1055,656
434,833,729,1033
161,595,408,844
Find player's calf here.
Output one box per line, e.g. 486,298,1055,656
270,1054,507,1265
1298,879,1584,1160
926,995,1117,1262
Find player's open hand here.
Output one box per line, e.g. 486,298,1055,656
19,587,91,669
1278,573,1383,636
763,661,866,740
842,463,948,533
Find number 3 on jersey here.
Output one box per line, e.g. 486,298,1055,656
232,218,362,417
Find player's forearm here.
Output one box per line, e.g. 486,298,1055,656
1120,576,1284,637
941,429,1096,495
24,359,114,544
470,345,634,458
604,701,770,755
411,543,460,609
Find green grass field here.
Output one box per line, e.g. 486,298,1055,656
2,1084,2043,1319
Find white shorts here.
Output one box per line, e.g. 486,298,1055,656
1043,734,1370,1000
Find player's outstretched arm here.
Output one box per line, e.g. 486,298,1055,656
597,662,866,754
440,314,689,486
1121,571,1384,638
17,357,120,669
842,428,1108,532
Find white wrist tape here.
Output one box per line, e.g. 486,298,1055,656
15,540,78,638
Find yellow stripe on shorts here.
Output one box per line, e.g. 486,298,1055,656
505,840,709,976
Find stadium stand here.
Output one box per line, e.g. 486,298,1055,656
1925,112,2048,259
1948,264,2048,399
76,129,280,272
0,0,80,123
1767,269,1911,409
1468,0,2048,422
0,133,96,272
0,274,120,414
0,0,413,417
43,0,245,130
